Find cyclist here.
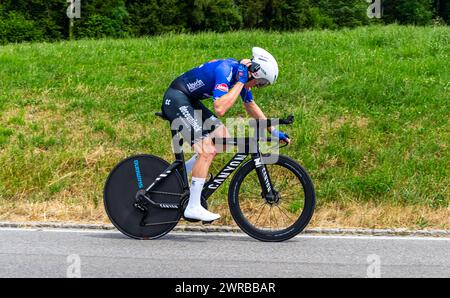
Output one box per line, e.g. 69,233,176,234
161,47,290,222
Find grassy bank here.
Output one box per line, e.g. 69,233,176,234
0,25,448,229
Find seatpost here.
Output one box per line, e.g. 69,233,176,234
171,128,189,185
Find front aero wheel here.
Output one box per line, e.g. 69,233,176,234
228,155,315,242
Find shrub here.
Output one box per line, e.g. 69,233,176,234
0,11,44,44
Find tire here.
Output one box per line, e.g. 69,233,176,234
228,155,315,242
104,155,184,240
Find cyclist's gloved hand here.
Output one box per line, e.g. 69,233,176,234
271,129,290,143
237,64,249,84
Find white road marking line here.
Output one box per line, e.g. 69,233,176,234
0,227,449,241
297,234,450,241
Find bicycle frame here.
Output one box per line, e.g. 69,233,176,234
137,130,277,210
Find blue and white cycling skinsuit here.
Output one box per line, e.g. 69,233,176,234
162,58,253,145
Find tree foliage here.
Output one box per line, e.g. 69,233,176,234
0,0,446,44
383,0,434,25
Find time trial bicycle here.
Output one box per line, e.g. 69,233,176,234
104,113,315,242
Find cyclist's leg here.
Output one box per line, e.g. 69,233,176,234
162,90,220,221
210,124,231,153
162,88,206,147
186,136,220,221
188,102,222,220
192,99,230,153
191,137,216,180
183,100,230,175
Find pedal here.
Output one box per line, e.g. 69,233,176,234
183,217,201,223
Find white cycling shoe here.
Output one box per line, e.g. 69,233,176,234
184,206,221,222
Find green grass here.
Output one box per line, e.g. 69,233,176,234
0,25,448,222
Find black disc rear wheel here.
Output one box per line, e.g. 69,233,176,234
104,155,184,240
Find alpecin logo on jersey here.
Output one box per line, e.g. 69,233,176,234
215,83,229,93
186,79,205,93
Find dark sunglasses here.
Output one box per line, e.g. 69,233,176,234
255,78,270,88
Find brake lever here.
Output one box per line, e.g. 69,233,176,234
286,115,295,124
265,140,290,151
279,142,289,149
280,115,295,125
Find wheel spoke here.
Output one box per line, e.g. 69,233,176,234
274,175,289,192
276,205,288,228
244,187,261,198
278,181,297,193
276,204,295,223
241,195,264,202
282,189,303,199
267,206,272,230
271,206,279,230
254,203,267,226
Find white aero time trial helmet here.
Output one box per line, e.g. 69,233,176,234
250,47,279,87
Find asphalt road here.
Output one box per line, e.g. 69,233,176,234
0,228,448,278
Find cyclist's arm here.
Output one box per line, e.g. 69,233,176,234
214,82,245,117
245,101,291,143
244,101,274,133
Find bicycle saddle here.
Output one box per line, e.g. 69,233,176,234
155,112,169,121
